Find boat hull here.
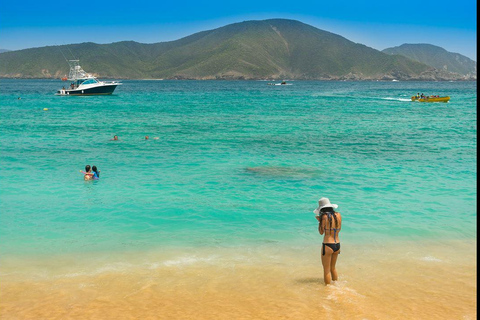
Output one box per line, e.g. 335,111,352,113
411,96,450,102
57,84,118,96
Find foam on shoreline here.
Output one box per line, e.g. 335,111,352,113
1,240,476,319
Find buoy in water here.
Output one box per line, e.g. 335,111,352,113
43,108,48,111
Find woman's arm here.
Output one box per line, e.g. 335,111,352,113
319,215,326,235
316,216,322,235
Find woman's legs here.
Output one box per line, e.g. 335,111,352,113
322,245,340,285
321,245,333,285
330,251,340,281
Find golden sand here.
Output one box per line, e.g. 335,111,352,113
1,240,476,319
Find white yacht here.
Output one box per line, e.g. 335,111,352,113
56,60,121,95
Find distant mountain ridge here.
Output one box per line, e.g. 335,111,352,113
382,44,476,77
0,49,11,53
0,19,474,80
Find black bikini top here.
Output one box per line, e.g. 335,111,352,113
324,212,339,243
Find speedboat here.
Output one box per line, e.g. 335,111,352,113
267,81,292,86
56,60,121,96
411,95,450,102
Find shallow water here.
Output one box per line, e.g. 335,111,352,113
0,79,476,318
0,241,476,319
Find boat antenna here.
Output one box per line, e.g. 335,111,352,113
58,45,69,63
66,45,77,60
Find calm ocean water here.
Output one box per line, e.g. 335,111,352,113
0,79,476,258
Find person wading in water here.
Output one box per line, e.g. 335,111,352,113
314,197,342,285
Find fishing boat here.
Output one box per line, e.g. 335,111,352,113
411,95,450,102
56,60,121,96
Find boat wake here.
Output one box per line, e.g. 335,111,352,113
381,97,412,102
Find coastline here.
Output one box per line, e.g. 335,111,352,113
0,77,476,81
1,239,476,319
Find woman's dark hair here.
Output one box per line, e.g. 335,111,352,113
92,166,99,178
320,207,338,229
85,165,91,172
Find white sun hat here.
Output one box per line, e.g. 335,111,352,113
313,197,338,216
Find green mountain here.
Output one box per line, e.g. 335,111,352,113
0,19,471,80
382,44,476,77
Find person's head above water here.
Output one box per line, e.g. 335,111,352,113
92,165,98,172
85,165,91,172
113,135,118,140
313,197,338,216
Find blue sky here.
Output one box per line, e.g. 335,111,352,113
0,0,476,60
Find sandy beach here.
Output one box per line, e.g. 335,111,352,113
1,240,476,319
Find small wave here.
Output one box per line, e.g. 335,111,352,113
162,255,217,267
420,256,442,262
62,262,133,278
326,281,365,301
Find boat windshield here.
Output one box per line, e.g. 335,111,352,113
73,78,98,86
81,79,99,85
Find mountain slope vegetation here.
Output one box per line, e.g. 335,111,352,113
0,19,472,80
382,43,476,76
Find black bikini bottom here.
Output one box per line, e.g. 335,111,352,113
322,243,341,256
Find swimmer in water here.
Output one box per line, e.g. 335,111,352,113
80,165,94,181
92,165,100,180
110,135,118,141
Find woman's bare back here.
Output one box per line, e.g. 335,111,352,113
320,211,341,243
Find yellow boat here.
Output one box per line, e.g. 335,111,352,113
411,96,450,102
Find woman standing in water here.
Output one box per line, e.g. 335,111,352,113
314,197,342,285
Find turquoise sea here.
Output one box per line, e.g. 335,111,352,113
0,79,476,258
0,79,477,319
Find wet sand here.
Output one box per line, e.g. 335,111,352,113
1,240,476,319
